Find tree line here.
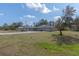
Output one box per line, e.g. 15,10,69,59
0,22,23,30
0,19,54,30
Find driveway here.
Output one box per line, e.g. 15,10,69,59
0,31,39,35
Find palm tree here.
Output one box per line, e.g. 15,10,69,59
63,5,76,29
63,5,76,17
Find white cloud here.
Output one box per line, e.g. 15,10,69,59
41,4,52,14
25,3,52,14
54,16,61,21
53,6,59,11
20,15,36,20
72,16,76,19
0,13,4,16
75,8,79,12
19,17,23,19
25,15,36,18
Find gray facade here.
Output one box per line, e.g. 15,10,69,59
17,25,54,32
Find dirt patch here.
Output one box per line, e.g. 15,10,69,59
56,36,79,44
0,45,17,56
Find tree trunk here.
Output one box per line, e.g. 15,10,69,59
59,29,62,36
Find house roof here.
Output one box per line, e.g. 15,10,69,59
18,25,53,29
38,25,53,28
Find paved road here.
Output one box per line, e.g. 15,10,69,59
0,31,39,35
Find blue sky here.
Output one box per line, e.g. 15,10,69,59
0,3,79,26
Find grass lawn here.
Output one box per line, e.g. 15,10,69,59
0,31,79,56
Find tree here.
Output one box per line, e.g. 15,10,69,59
9,22,23,30
55,5,76,36
55,17,64,35
63,5,76,17
16,22,23,27
0,26,2,30
2,23,9,30
34,19,48,27
74,16,79,30
63,5,76,29
48,21,54,26
39,19,48,26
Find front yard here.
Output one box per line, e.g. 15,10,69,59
0,31,79,55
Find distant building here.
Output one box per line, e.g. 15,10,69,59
37,25,53,31
71,24,79,31
17,25,54,32
71,24,77,31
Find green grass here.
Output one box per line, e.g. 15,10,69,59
0,31,79,55
36,42,79,56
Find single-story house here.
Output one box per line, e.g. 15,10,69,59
17,25,54,32
71,24,79,31
36,25,53,31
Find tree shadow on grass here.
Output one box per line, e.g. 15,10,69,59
52,34,79,45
